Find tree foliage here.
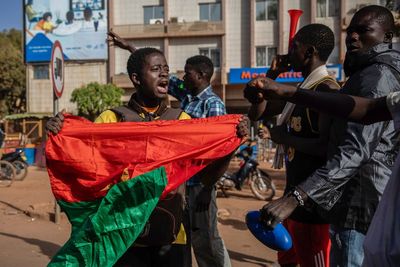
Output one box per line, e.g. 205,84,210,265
71,82,124,121
0,29,26,117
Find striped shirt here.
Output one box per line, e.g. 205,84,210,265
169,76,226,118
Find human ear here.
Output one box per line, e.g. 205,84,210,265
306,46,315,58
384,31,394,43
131,73,141,87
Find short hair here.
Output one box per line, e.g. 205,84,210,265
186,55,214,81
354,5,395,32
83,7,93,20
295,24,335,62
127,47,164,80
66,11,74,22
42,12,52,20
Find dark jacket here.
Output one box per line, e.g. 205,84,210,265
299,43,400,234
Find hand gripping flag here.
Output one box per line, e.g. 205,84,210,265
46,114,242,266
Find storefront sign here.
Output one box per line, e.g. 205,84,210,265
229,64,342,84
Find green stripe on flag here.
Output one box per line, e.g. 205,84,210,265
49,167,167,267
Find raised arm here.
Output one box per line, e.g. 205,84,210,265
107,30,136,53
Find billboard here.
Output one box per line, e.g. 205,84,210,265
24,0,108,62
229,65,343,84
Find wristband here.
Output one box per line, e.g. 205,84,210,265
291,189,305,206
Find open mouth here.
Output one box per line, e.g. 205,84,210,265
157,80,168,94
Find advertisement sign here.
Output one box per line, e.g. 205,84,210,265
51,41,65,98
24,0,108,62
229,64,343,84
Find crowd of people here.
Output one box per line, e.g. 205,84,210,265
46,4,400,267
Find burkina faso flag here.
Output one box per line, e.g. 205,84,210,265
46,114,242,266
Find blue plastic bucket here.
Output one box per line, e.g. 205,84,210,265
24,147,36,165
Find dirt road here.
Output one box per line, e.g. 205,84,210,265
0,166,285,267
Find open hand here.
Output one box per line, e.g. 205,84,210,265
107,30,136,53
45,110,65,135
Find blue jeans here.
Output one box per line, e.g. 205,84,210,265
329,225,365,267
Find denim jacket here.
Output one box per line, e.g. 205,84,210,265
299,43,400,234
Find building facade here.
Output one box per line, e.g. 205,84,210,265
27,0,394,114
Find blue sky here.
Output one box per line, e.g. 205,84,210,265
0,0,22,31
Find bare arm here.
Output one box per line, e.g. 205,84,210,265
291,89,391,124
199,151,236,187
249,77,392,125
107,30,136,53
247,99,286,121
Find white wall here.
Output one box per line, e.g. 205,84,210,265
254,21,278,47
113,0,163,25
169,37,221,72
169,0,220,22
27,62,107,114
225,0,250,68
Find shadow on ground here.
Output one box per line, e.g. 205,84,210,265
219,217,248,231
0,200,28,214
228,249,275,267
0,232,61,259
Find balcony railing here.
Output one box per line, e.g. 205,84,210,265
112,24,166,39
112,21,224,39
168,21,224,37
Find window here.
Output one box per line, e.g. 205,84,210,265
33,65,49,80
143,5,164,24
199,2,221,21
256,46,277,67
256,0,278,21
199,48,221,68
317,0,339,17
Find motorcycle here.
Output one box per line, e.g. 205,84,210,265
1,149,28,181
217,145,276,201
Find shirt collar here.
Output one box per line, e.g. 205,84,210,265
187,85,212,102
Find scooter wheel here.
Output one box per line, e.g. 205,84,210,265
250,172,276,201
13,160,28,181
0,160,16,187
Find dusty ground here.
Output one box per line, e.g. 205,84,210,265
0,164,286,267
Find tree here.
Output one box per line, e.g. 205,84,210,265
71,82,124,121
0,29,26,117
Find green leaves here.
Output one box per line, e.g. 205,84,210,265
71,82,124,121
0,29,25,118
